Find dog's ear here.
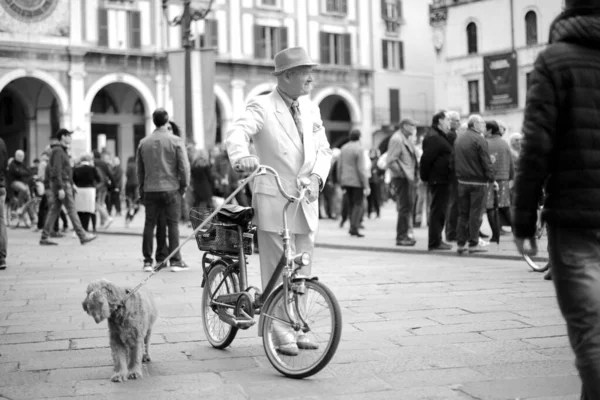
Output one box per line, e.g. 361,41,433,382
82,297,88,312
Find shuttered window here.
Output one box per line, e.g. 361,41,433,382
200,19,219,49
320,32,351,66
382,40,404,70
254,25,288,59
128,10,141,49
468,80,480,113
98,8,108,47
389,89,400,124
325,0,347,14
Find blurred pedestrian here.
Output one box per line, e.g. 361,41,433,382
454,115,495,254
387,119,418,246
420,111,454,251
190,149,215,210
137,109,190,272
445,111,461,242
39,129,96,246
73,153,100,232
485,120,513,242
93,150,113,229
338,129,369,237
124,155,140,227
0,136,8,270
513,1,600,397
367,148,383,219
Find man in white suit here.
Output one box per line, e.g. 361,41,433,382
226,47,332,356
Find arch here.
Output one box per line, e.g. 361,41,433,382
311,87,361,123
466,21,478,54
525,10,538,46
83,73,156,118
244,82,276,103
214,83,233,122
0,68,69,115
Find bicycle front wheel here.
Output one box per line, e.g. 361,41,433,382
261,280,342,379
524,254,550,272
202,261,239,349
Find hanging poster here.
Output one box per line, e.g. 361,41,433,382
483,52,519,110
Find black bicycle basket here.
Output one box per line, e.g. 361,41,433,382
189,207,253,256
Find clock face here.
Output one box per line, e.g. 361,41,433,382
0,0,58,22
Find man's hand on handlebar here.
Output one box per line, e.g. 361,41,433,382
234,156,260,174
302,175,320,203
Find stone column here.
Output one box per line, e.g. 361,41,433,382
68,62,88,158
119,123,134,163
230,79,246,120
360,87,374,149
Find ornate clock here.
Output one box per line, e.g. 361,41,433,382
0,0,58,23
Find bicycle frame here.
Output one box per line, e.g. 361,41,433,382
204,166,311,330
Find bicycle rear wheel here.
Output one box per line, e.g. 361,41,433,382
261,280,342,379
202,261,239,349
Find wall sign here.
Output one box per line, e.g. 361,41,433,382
483,51,519,111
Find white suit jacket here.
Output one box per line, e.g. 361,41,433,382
226,90,332,234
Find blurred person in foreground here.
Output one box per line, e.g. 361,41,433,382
226,46,331,356
513,1,600,397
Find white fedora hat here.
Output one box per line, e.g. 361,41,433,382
272,47,318,75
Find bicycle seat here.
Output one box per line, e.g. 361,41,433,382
216,204,254,226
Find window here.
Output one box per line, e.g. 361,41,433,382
382,40,404,70
320,32,351,65
389,89,400,124
468,80,480,113
128,10,141,49
525,11,538,45
466,22,478,54
261,0,277,5
199,19,218,49
254,25,288,59
381,0,402,33
98,8,108,47
526,71,533,93
325,0,347,14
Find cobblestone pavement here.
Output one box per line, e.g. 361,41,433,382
0,228,574,400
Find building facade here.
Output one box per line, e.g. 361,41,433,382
0,0,435,164
429,0,564,133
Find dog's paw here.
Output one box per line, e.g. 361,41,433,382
127,370,143,380
142,354,151,363
111,372,128,383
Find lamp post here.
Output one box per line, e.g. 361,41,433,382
161,0,215,145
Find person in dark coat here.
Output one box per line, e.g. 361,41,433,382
0,137,8,269
513,1,600,397
73,153,101,232
419,111,453,251
107,156,123,216
124,155,140,226
445,111,461,242
190,149,215,209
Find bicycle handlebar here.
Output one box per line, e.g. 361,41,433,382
237,164,309,203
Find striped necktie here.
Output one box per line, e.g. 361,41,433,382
290,100,304,144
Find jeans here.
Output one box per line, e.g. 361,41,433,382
456,183,486,247
427,183,450,248
392,178,415,241
414,180,427,226
548,226,600,400
95,186,110,225
445,180,459,241
142,190,182,264
41,184,87,241
343,186,364,233
10,180,36,222
0,188,7,263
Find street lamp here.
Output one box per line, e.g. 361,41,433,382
161,0,215,145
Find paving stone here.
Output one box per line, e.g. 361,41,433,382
379,307,469,321
482,325,567,340
6,321,83,334
429,311,522,325
390,332,490,346
19,348,112,370
145,357,258,376
473,360,578,379
46,366,115,382
48,329,107,340
0,370,48,386
524,336,570,349
459,375,581,399
378,367,489,389
0,382,77,399
0,339,70,353
0,332,47,344
410,320,529,335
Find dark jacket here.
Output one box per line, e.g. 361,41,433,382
454,128,494,184
94,159,114,190
419,127,453,184
111,164,123,191
125,160,138,188
513,11,600,237
73,163,101,188
7,160,32,185
486,134,514,181
0,138,7,189
47,144,73,190
191,162,215,204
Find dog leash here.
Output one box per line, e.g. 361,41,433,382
117,167,263,307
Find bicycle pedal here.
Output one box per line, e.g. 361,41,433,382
236,319,256,330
